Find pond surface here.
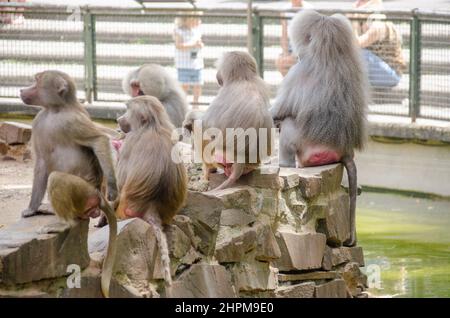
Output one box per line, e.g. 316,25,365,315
357,192,450,298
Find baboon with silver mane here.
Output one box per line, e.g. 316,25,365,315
270,10,369,246
122,64,188,128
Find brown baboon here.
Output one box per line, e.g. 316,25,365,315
270,10,369,246
200,51,274,191
45,172,117,298
19,70,118,218
116,95,188,292
122,64,188,129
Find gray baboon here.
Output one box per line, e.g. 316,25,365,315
122,64,188,128
19,70,118,297
19,70,118,218
200,51,274,191
116,96,188,293
270,10,369,246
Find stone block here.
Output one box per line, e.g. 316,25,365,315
88,218,164,281
232,261,278,292
278,169,300,190
215,227,257,263
220,209,256,227
314,279,348,298
339,262,367,297
0,139,8,155
171,263,236,298
275,282,315,298
209,166,281,190
280,164,343,200
0,215,89,285
322,246,365,270
278,271,338,283
255,224,281,261
166,224,192,259
180,191,225,256
59,271,144,298
0,122,32,144
172,215,201,249
274,231,326,271
316,192,351,246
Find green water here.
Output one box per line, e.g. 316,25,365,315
357,192,450,298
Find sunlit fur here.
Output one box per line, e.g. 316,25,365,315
272,10,369,155
116,96,188,289
122,64,188,128
203,51,274,164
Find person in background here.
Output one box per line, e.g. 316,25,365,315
173,12,204,109
0,0,26,24
352,0,406,88
275,0,312,77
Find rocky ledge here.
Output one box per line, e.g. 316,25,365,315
0,164,368,298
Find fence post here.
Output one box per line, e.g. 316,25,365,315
409,9,421,122
252,11,264,78
83,9,97,103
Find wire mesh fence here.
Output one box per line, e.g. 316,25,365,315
0,8,86,100
0,4,449,121
91,12,248,104
419,20,450,120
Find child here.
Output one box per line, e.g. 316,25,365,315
173,12,204,109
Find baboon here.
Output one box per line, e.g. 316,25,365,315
198,51,273,191
19,70,118,218
182,109,204,134
45,172,117,298
122,64,188,128
270,10,369,246
116,96,188,292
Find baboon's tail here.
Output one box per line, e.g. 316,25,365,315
142,211,173,297
342,155,357,247
99,196,118,298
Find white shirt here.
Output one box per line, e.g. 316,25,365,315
174,26,204,70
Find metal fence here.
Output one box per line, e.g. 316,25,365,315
1,4,449,122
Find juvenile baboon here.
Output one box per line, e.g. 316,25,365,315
200,51,274,191
122,64,188,128
270,10,369,246
116,96,188,292
45,172,117,298
20,70,118,218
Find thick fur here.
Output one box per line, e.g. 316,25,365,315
122,64,188,129
20,70,117,218
270,10,369,246
201,51,274,189
271,10,368,155
46,172,117,298
116,96,187,289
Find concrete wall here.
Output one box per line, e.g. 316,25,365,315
356,138,450,197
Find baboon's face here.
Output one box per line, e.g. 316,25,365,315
20,71,71,107
117,108,132,133
118,99,156,133
20,73,42,106
130,80,144,98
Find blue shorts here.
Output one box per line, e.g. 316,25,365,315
177,68,203,85
362,49,401,88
